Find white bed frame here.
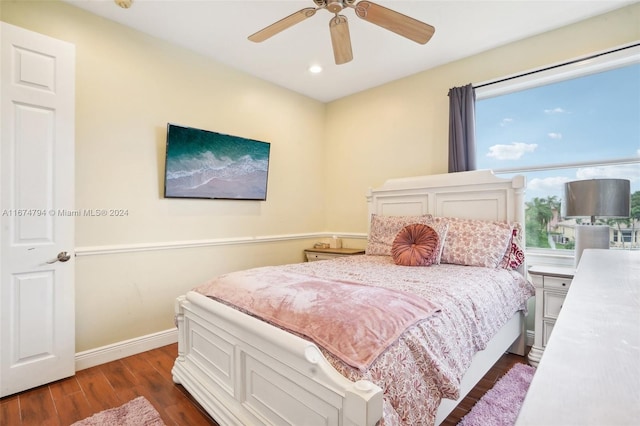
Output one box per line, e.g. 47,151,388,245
172,170,528,426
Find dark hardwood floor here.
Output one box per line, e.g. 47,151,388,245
0,343,528,425
0,344,216,426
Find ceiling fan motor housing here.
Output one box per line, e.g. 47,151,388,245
327,2,344,13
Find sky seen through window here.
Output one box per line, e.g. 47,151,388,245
476,63,640,203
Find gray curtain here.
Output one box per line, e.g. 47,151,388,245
448,84,476,172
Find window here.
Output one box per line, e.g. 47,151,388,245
475,44,640,253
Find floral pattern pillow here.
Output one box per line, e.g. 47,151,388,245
499,222,525,270
432,217,514,268
366,214,433,256
427,221,449,264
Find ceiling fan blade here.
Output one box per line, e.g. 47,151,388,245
248,7,318,42
329,15,353,65
352,1,435,44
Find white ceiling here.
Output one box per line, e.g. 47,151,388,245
65,0,636,102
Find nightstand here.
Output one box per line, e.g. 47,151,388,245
527,264,575,366
304,247,365,262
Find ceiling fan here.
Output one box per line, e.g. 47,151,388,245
248,0,435,65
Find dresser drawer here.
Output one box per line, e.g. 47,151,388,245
544,275,572,290
304,248,365,262
305,252,338,262
543,291,566,319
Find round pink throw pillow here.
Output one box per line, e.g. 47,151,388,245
391,223,440,266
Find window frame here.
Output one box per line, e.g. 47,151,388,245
474,42,640,265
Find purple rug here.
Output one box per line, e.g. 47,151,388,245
458,363,535,426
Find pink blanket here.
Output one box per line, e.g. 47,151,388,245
194,269,440,370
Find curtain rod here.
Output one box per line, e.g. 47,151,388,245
473,42,640,89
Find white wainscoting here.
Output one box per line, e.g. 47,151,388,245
73,232,534,371
75,232,367,257
73,232,366,370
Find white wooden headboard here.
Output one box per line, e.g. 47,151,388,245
367,170,525,226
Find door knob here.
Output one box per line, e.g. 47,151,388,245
47,251,71,263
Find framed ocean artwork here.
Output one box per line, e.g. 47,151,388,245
163,123,271,200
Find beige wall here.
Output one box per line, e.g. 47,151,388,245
1,0,327,351
1,0,638,352
324,3,640,233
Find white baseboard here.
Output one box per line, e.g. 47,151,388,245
526,329,534,347
75,328,178,371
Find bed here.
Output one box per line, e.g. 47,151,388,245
172,170,534,426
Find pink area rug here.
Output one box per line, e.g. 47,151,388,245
71,396,165,426
458,363,535,426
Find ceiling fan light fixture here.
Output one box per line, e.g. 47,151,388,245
309,65,323,74
327,1,344,13
249,0,434,65
115,0,133,9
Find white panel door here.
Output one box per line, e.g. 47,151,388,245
0,22,75,397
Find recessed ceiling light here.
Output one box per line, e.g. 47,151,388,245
309,65,323,74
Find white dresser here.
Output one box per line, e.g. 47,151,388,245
516,249,640,425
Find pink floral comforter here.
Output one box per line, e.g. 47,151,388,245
197,255,535,425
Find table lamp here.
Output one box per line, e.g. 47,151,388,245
564,178,630,267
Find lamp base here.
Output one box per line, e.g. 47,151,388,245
575,225,609,268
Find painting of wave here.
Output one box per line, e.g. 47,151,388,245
164,124,270,200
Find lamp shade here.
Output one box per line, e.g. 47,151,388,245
564,179,630,222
